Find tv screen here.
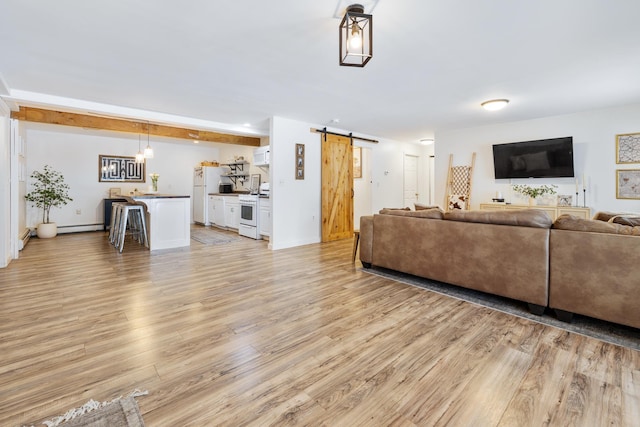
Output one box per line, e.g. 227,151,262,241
492,137,574,179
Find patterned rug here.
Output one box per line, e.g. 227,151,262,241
36,390,147,427
191,227,241,245
362,267,640,351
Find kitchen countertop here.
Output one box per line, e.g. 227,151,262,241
207,191,249,196
121,193,190,199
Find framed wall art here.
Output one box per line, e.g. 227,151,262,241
99,155,146,183
295,143,305,180
616,132,640,164
353,146,362,178
557,194,573,206
616,169,640,199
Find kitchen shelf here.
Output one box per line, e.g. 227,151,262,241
221,161,250,186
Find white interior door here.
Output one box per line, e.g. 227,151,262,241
403,154,419,209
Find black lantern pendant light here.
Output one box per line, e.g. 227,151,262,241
339,4,373,67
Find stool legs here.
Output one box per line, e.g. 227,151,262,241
110,204,148,252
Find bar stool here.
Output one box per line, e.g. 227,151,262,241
109,202,126,244
113,204,148,252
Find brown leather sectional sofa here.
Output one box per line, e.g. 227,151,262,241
359,208,640,329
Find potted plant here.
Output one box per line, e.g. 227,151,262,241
512,184,557,206
25,165,73,238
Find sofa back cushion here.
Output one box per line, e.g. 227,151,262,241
553,214,640,235
379,208,444,219
414,202,441,211
592,211,640,226
444,209,552,229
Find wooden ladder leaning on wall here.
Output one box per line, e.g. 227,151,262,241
444,153,476,212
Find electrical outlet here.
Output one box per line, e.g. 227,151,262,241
76,209,81,215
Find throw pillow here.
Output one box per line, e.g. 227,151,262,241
553,214,640,235
448,194,467,210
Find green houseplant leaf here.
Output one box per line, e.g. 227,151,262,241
512,184,558,199
25,165,73,224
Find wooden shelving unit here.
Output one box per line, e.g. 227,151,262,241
221,161,250,186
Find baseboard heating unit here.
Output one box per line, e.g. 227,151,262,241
18,228,31,251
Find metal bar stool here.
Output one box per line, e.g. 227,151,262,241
114,204,148,252
109,202,126,244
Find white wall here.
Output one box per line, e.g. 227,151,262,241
0,99,10,267
435,103,640,214
22,123,249,231
353,146,371,229
270,116,322,250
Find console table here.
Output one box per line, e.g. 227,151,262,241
478,203,591,220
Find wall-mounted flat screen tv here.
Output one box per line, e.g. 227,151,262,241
492,137,574,179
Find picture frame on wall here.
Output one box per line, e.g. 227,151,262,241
353,146,362,178
295,143,305,180
616,169,640,199
616,132,640,164
99,155,146,182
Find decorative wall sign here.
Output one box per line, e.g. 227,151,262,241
295,143,305,180
616,132,640,163
99,155,146,182
353,146,362,178
616,169,640,199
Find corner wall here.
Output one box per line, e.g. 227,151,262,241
435,103,640,214
0,99,10,267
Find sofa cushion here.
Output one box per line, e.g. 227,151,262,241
592,211,640,226
379,208,444,219
415,202,441,211
553,214,640,235
444,209,552,228
378,207,410,213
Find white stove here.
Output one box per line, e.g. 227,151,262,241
238,194,261,239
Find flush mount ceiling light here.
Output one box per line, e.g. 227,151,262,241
339,4,373,67
481,99,510,111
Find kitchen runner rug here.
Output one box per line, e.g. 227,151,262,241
361,266,640,351
191,228,241,245
34,390,147,427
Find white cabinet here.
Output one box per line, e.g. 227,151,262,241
259,198,271,237
224,196,240,229
209,195,226,228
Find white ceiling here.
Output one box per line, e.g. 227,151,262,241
1,1,640,143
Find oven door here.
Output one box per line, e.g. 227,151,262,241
239,201,257,227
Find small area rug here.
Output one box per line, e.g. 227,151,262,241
37,390,147,427
362,267,640,351
191,227,240,245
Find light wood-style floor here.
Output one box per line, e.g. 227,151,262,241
1,228,639,426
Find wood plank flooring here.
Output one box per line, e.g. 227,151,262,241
1,228,639,426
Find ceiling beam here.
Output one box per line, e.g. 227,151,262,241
11,107,261,147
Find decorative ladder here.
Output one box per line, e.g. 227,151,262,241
444,153,476,212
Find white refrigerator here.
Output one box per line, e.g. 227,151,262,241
193,166,227,225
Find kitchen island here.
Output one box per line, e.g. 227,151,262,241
123,193,191,251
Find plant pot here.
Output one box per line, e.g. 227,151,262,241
37,222,58,239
